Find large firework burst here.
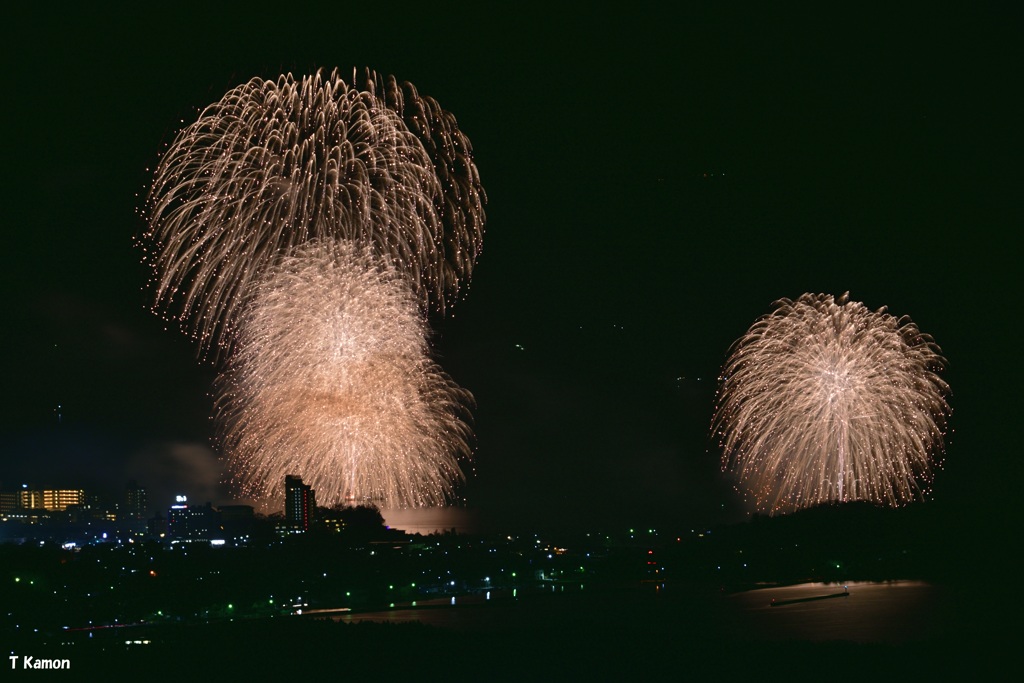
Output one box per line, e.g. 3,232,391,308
139,67,485,355
216,241,474,508
712,292,950,514
139,68,486,508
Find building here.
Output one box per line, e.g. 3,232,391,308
167,496,219,543
0,490,20,515
20,489,43,510
147,511,167,538
124,480,148,521
217,505,255,545
20,489,85,512
285,475,316,532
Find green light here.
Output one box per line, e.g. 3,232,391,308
227,604,233,610
14,577,20,582
345,592,351,597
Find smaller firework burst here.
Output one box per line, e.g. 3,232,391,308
712,292,950,514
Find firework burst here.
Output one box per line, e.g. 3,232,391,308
139,67,485,354
216,241,474,508
712,292,950,514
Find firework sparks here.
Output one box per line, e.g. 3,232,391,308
712,292,950,514
216,241,474,508
139,67,485,354
139,67,486,507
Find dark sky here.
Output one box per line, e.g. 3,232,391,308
2,6,1016,535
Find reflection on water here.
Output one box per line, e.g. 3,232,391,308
719,581,952,643
326,580,954,645
380,507,481,535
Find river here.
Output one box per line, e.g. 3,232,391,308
324,579,962,645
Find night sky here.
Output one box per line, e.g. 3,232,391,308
2,6,1016,537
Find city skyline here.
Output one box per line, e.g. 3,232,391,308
2,8,1015,675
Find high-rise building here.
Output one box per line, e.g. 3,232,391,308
124,480,148,521
285,475,316,532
